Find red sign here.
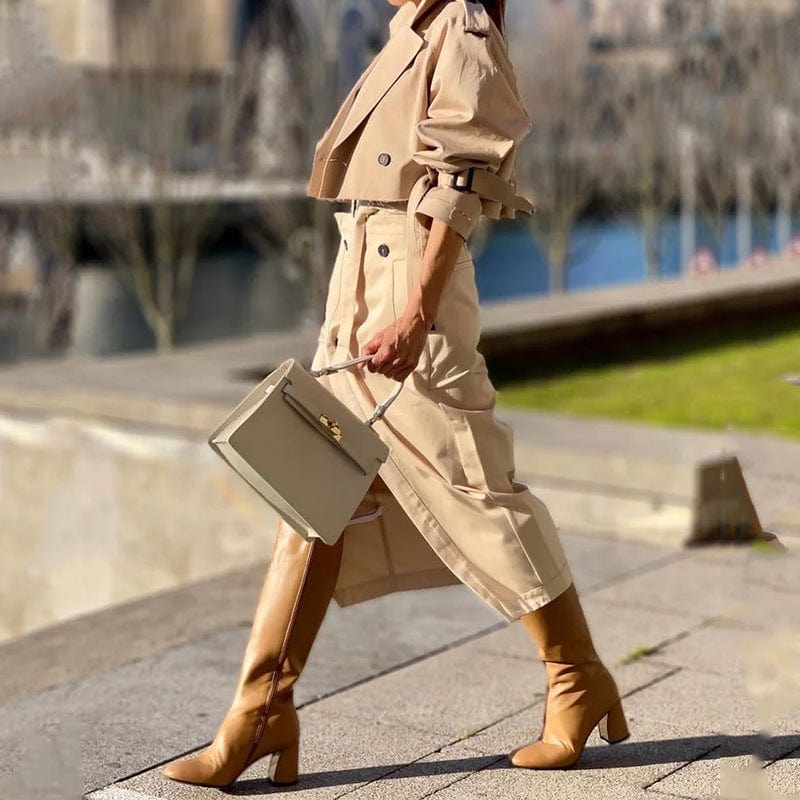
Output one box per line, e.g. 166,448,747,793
748,248,767,269
689,248,718,277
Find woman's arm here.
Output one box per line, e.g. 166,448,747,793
360,218,462,382
361,10,529,383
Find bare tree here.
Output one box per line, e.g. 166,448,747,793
237,0,333,326
614,63,679,280
673,5,771,266
246,0,357,326
26,200,80,354
750,3,800,255
514,4,598,293
78,0,257,351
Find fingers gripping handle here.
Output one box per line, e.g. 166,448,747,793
310,354,374,377
310,354,404,427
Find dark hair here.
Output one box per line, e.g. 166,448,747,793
478,0,506,34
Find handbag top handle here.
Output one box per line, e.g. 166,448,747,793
311,355,404,426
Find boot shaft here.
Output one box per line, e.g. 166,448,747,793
234,523,344,705
519,583,600,665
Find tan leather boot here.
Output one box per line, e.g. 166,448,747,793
162,520,344,787
510,583,629,769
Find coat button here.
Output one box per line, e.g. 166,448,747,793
378,152,391,166
343,239,348,251
378,244,390,257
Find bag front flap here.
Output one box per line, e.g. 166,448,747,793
280,362,390,468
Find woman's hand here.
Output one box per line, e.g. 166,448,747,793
360,217,463,382
360,307,429,382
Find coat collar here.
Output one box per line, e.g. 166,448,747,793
331,14,425,149
389,0,444,37
389,0,492,37
329,1,491,151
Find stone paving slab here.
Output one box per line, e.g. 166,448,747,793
649,618,765,676
0,529,667,797
292,637,544,741
0,562,269,705
0,584,498,796
649,740,800,799
94,639,684,800
421,758,660,800
334,742,499,800
764,749,800,796
559,533,686,594
443,718,734,799
742,552,800,596
107,705,450,800
6,534,799,800
619,668,800,738
454,662,675,758
589,553,751,621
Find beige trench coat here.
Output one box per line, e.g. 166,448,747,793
307,0,573,621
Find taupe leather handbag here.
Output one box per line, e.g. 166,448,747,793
208,355,402,545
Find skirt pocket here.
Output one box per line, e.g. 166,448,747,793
438,403,517,493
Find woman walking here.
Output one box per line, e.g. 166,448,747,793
162,0,629,788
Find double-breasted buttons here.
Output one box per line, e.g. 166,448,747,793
378,152,391,166
378,244,390,258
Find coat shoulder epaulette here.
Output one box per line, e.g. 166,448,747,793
423,1,491,38
459,0,492,36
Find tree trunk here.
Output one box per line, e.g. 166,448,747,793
679,127,697,274
549,229,569,293
642,205,661,281
153,314,174,351
735,161,752,264
776,181,792,254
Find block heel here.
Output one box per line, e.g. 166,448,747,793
598,701,629,744
268,742,299,785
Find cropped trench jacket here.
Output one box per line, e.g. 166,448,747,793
307,0,536,253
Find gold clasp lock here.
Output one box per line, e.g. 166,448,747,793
318,413,343,442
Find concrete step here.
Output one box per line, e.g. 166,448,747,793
500,409,800,548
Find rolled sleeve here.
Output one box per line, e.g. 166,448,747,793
412,10,531,237
415,184,483,240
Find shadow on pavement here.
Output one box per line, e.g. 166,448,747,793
224,734,800,795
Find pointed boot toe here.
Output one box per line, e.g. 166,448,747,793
510,740,578,770
160,754,221,787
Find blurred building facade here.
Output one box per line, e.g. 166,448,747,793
0,0,797,357
0,0,392,361
587,0,797,44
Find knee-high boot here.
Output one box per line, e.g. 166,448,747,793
510,583,630,769
162,520,344,787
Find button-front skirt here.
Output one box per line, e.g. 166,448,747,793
311,205,572,621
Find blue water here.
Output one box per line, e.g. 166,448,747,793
474,213,800,302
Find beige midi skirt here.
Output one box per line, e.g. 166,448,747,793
311,203,573,621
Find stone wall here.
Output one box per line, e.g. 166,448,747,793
0,410,278,644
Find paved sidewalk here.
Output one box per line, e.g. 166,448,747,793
1,533,797,800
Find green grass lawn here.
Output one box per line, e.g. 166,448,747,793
494,315,800,440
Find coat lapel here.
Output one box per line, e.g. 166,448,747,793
332,24,424,149
317,46,385,152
